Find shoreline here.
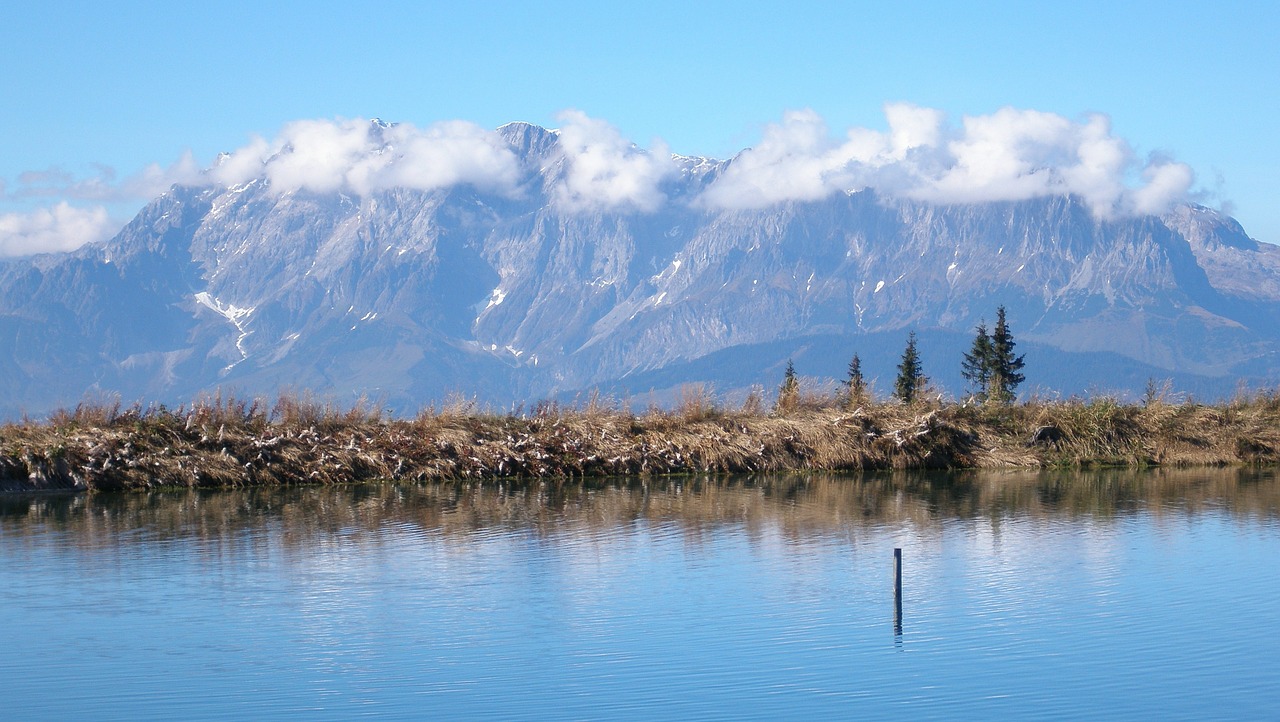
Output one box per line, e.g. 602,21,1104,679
3,393,1279,493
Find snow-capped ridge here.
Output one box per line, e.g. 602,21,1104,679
0,114,1269,417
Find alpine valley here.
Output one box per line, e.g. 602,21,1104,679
1,121,1277,418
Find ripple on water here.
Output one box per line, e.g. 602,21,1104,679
1,471,1279,719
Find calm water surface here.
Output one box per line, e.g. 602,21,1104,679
3,469,1279,720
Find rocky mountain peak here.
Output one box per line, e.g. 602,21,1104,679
497,121,561,162
0,125,1274,417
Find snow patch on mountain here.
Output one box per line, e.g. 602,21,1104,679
195,291,255,368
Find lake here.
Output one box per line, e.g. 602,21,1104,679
3,469,1279,720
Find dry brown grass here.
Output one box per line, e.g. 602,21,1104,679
4,389,1280,492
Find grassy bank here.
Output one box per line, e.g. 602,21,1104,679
3,390,1280,492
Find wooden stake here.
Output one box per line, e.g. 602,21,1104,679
893,548,903,636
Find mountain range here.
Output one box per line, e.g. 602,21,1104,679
1,121,1276,418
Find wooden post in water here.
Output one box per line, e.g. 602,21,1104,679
893,548,902,598
893,548,903,635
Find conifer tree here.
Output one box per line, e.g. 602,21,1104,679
894,333,926,404
961,320,993,402
844,353,866,408
988,306,1025,403
776,359,800,413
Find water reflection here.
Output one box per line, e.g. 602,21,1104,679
893,547,903,639
4,467,1279,719
3,466,1278,551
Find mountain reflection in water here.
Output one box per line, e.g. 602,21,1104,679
4,467,1278,548
3,468,1279,720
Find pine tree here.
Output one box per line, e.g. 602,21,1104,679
894,332,926,404
961,320,993,402
843,353,866,408
776,359,800,413
988,306,1026,404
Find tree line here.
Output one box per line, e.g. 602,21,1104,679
779,305,1026,410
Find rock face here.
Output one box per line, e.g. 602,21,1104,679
0,122,1276,417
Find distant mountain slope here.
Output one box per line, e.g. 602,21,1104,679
0,121,1275,417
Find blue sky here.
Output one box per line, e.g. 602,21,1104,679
1,1,1276,251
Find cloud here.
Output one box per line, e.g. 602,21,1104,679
0,155,199,257
210,118,521,196
0,113,674,259
125,153,204,200
7,155,202,205
551,110,676,213
697,110,851,209
0,202,116,257
0,106,1201,253
1128,160,1195,216
700,104,1194,217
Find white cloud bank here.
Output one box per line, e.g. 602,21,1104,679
13,155,203,205
0,118,526,256
210,118,522,196
552,110,676,212
701,104,1194,217
0,202,115,257
0,155,203,257
0,105,1200,256
211,112,677,213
